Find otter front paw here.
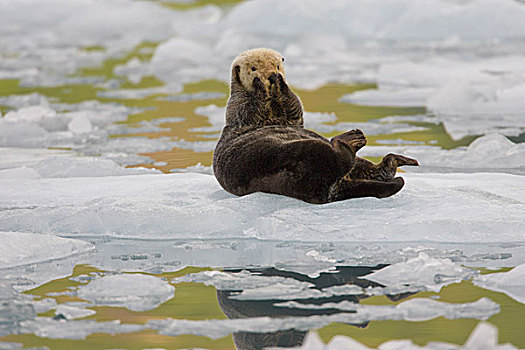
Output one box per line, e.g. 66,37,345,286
330,129,367,152
252,77,267,98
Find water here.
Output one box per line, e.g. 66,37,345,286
1,0,525,349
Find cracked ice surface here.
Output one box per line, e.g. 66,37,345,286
76,274,175,311
0,173,524,242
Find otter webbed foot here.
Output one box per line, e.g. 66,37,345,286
328,177,405,201
379,153,419,179
330,129,367,152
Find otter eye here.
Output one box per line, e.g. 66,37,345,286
282,57,285,62
251,67,257,72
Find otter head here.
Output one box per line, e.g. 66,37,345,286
231,48,286,92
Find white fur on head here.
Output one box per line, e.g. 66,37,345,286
231,48,286,91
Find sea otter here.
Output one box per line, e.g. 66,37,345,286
213,48,418,204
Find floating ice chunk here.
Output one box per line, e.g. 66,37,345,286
277,297,499,322
3,106,56,123
0,232,93,269
114,57,152,85
473,264,525,304
19,317,144,340
359,134,525,175
427,81,525,140
0,0,180,86
192,104,226,132
340,88,432,107
147,298,498,339
284,322,517,349
171,139,218,153
371,57,525,140
170,163,214,175
97,86,181,100
462,322,517,350
175,270,311,292
191,104,426,138
77,274,175,311
32,298,58,315
68,115,92,134
362,252,476,292
162,92,226,102
0,93,50,109
55,304,96,320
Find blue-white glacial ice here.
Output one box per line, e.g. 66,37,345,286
0,172,523,243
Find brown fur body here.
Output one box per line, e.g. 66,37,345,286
213,49,418,204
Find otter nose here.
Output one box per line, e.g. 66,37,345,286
268,72,279,84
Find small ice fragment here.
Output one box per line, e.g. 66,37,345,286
77,274,175,311
67,115,93,134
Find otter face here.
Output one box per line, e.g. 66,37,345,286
232,48,285,92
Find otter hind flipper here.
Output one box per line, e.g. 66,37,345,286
330,129,367,152
328,177,405,202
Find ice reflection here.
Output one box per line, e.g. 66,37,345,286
216,265,413,349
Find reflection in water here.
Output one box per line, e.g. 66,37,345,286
216,265,414,349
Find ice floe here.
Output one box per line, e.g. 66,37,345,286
55,304,96,320
147,298,498,339
473,264,525,304
0,172,524,243
343,57,525,140
76,274,175,311
0,101,183,166
0,232,93,270
18,318,143,340
281,322,517,350
362,253,476,293
146,0,525,90
190,105,427,150
358,134,525,175
0,0,179,86
276,298,498,322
